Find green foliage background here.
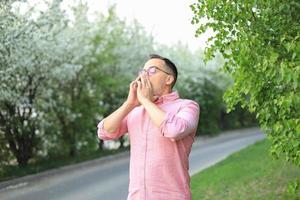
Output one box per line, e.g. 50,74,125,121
191,0,300,167
0,0,256,169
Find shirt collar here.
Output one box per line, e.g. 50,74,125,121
154,90,180,104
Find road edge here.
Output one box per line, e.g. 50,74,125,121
0,150,130,190
0,126,261,190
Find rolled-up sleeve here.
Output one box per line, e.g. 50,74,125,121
97,115,129,141
159,100,200,140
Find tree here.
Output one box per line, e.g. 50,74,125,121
0,0,156,166
0,0,83,166
191,0,300,166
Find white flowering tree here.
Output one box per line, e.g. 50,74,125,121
0,0,84,166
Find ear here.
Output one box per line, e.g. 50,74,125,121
165,75,174,86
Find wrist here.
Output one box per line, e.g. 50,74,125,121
124,101,136,110
140,97,150,105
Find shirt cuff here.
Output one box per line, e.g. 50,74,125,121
97,120,116,140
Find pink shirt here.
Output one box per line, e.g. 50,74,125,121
97,90,200,200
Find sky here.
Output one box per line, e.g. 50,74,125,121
13,0,212,51
91,0,212,51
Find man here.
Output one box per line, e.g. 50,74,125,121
97,54,200,200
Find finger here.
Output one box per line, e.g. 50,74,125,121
129,81,134,89
141,75,146,88
135,75,141,82
143,75,149,88
137,80,141,90
145,75,152,88
131,82,137,90
130,80,136,86
130,81,136,89
132,80,138,87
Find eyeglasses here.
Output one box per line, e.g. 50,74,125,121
138,66,171,76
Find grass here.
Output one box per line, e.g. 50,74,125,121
0,146,129,182
191,139,300,200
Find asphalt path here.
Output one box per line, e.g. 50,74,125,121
0,127,265,200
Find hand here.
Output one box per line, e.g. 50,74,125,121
136,74,159,104
125,76,141,108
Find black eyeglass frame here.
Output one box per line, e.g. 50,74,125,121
139,66,172,76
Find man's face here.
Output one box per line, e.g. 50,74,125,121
141,58,173,96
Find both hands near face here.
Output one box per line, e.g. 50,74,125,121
136,74,159,104
125,74,159,108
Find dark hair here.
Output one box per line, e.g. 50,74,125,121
148,54,178,88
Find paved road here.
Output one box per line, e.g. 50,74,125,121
0,127,265,200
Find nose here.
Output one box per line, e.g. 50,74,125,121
139,69,147,76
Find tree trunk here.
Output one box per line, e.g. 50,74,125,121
98,139,104,151
119,135,124,149
5,130,34,167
